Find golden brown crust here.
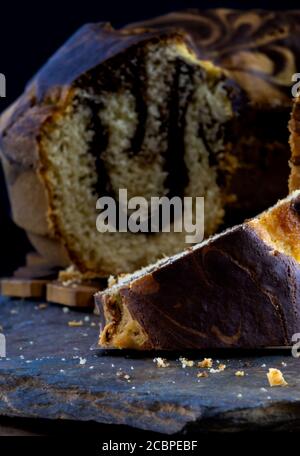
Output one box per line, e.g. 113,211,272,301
249,194,300,262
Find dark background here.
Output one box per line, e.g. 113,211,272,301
0,0,298,276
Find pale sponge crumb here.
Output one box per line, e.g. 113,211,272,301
40,38,232,276
153,357,170,368
235,370,245,377
179,357,194,368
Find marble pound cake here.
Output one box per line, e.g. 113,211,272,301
1,9,300,277
95,191,300,350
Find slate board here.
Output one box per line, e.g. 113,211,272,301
0,295,300,434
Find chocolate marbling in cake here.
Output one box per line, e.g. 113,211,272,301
1,10,299,276
95,191,300,350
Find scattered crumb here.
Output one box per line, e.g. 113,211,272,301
68,320,83,327
218,364,226,371
197,371,209,378
237,393,243,398
60,369,65,373
90,322,96,327
79,357,87,365
20,355,24,360
63,307,70,314
179,357,194,368
58,265,83,285
267,368,288,387
116,371,131,381
84,316,90,323
62,280,78,287
260,387,267,392
108,275,117,288
153,357,170,368
38,303,48,310
209,368,221,374
198,358,213,369
267,396,272,400
235,371,245,377
281,362,287,367
261,364,266,368
89,366,94,370
131,386,136,390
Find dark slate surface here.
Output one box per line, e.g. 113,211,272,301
0,295,300,434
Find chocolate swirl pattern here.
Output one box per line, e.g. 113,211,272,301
96,191,300,350
0,10,299,276
129,9,300,105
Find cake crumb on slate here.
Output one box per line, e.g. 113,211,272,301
179,357,194,368
197,358,213,368
68,320,83,327
38,303,48,310
209,368,222,374
116,371,131,381
197,371,209,378
267,368,288,387
153,357,170,368
235,371,245,377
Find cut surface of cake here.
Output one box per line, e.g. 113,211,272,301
1,9,300,276
95,191,300,350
